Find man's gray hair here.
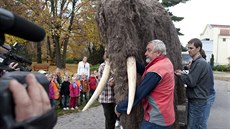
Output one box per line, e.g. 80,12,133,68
149,39,167,55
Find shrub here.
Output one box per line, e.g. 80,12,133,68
213,65,228,71
226,64,230,71
65,57,79,64
90,64,100,72
210,54,214,68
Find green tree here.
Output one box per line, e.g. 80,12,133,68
88,45,104,65
2,0,99,68
181,45,188,51
73,0,102,63
160,0,191,51
45,0,101,68
160,0,191,36
1,0,50,63
210,54,214,68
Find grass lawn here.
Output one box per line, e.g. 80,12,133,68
45,63,78,76
56,99,101,116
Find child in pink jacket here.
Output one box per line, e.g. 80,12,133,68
69,76,80,110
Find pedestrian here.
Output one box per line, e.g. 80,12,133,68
55,67,62,84
99,49,122,129
54,68,63,109
69,76,80,110
60,75,70,110
115,39,175,129
77,56,90,79
80,74,90,105
94,70,98,79
89,71,98,99
53,73,60,107
47,73,58,108
175,38,211,129
200,49,216,129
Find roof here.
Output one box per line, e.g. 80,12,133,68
210,24,230,28
201,24,230,36
220,29,230,36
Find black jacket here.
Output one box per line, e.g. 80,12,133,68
60,81,70,95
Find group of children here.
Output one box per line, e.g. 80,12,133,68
46,68,98,110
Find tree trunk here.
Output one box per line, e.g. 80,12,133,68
62,37,69,68
59,0,76,68
52,34,62,68
96,0,186,129
47,36,53,59
36,42,42,63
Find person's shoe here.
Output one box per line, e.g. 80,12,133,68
75,106,79,109
71,107,75,110
63,108,66,110
115,120,120,127
66,107,69,110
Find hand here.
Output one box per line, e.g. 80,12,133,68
174,70,183,76
114,105,121,117
109,79,115,87
9,62,20,71
8,73,51,122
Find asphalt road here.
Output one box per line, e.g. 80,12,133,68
208,80,230,129
54,78,230,129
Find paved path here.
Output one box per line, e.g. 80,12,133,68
54,106,105,129
214,71,230,81
208,80,230,129
54,72,230,129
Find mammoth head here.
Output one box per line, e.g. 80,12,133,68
83,0,181,117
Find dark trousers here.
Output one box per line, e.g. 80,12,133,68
63,95,69,108
89,90,95,99
101,103,117,129
59,94,63,108
80,92,88,105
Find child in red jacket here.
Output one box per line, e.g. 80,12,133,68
89,71,98,99
69,76,80,110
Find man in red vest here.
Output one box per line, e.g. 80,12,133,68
115,39,175,129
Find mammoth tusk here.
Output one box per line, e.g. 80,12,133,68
82,60,111,111
127,56,136,115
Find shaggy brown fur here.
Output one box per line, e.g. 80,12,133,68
96,0,186,128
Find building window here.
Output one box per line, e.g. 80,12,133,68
223,38,226,42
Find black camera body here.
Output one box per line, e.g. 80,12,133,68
0,71,49,129
0,43,32,72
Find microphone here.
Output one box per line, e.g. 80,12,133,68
0,8,45,42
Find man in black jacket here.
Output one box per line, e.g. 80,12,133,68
175,38,211,129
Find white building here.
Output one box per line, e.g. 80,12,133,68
200,24,230,65
201,39,213,63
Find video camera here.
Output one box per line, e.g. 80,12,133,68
0,71,49,129
0,42,32,71
0,8,55,129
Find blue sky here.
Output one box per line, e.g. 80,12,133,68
169,0,230,46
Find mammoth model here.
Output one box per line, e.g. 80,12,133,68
83,0,186,129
